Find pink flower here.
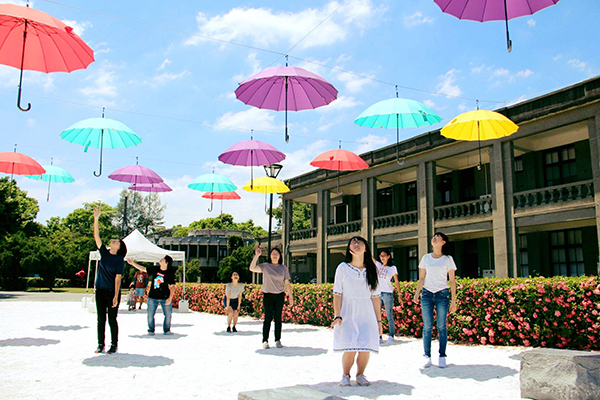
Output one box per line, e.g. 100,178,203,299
555,311,561,317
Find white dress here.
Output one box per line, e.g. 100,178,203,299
333,262,381,353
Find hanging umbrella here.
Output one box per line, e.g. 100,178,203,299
434,0,560,52
235,56,338,143
243,176,289,193
218,133,285,188
60,108,142,177
441,108,519,168
0,145,45,195
25,159,74,201
108,158,163,185
188,169,237,212
128,182,172,193
202,191,240,215
310,144,369,194
355,87,442,164
0,3,94,111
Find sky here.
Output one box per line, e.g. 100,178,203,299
1,0,599,230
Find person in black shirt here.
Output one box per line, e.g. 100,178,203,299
93,206,127,354
127,255,176,335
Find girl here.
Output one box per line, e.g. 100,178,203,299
249,247,294,349
224,271,244,332
412,232,457,368
376,249,403,343
93,206,127,354
331,236,381,387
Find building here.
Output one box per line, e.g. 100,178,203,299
280,76,600,283
157,229,255,282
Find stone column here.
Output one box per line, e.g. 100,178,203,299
418,161,435,257
316,189,329,283
587,114,600,275
282,199,292,267
361,177,376,248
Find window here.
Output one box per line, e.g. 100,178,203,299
405,182,417,212
459,168,476,201
518,234,529,277
408,246,418,281
544,145,576,186
550,229,584,277
514,157,525,192
376,187,393,217
438,173,453,205
218,246,228,260
334,204,347,224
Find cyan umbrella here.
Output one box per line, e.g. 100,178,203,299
25,159,74,201
355,88,442,164
60,108,142,177
188,169,237,212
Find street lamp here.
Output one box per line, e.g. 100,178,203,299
264,164,283,257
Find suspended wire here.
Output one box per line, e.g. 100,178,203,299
40,0,505,104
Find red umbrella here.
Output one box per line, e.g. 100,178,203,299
0,147,45,178
202,191,240,215
310,146,369,193
0,3,95,111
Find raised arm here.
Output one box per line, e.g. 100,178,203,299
93,206,102,249
126,258,147,273
249,247,262,273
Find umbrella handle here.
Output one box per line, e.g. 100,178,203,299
17,20,31,112
395,118,404,165
504,0,512,53
93,130,104,177
208,198,213,212
17,82,31,112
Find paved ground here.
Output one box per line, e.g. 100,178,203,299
0,294,525,400
0,291,92,302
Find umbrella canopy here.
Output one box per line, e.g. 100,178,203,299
188,173,237,193
243,176,289,194
0,3,94,111
0,150,45,176
235,60,338,142
25,163,74,202
60,110,142,177
434,0,560,51
310,149,369,171
218,139,285,166
109,162,163,185
202,191,241,200
129,182,172,193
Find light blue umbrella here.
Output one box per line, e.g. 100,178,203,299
25,160,75,201
355,87,442,164
60,108,142,177
188,169,237,211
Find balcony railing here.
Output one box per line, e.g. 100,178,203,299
374,211,418,229
327,221,361,236
514,180,594,209
290,227,318,241
435,198,493,221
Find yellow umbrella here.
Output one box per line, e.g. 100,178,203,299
441,109,518,168
242,176,290,193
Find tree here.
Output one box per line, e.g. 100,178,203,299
228,235,244,255
217,244,254,283
0,232,29,290
172,214,267,238
21,237,63,290
0,177,40,237
115,190,165,236
272,201,312,232
138,193,165,235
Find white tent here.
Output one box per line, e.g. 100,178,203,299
86,229,187,297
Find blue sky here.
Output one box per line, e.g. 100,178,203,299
1,0,598,230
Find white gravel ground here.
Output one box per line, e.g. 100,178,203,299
0,300,525,399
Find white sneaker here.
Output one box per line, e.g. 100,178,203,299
356,374,370,386
422,356,432,368
339,374,351,387
386,336,394,343
438,357,447,368
275,340,283,348
262,341,269,349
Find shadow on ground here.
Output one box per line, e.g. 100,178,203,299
255,346,328,357
509,353,522,361
0,337,60,347
171,323,194,328
304,380,414,398
0,292,23,300
38,325,88,331
283,328,319,333
129,333,188,340
82,353,174,368
236,320,263,326
420,364,518,381
213,331,260,337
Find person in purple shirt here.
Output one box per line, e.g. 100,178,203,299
93,206,127,354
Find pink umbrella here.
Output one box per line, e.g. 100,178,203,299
434,0,559,52
235,57,338,142
108,157,163,185
128,181,172,193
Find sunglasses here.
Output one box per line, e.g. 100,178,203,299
350,237,364,245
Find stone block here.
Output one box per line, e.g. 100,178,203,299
520,348,600,400
239,386,344,400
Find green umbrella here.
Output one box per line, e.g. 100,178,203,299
60,108,142,177
188,169,237,212
355,87,442,164
25,159,74,201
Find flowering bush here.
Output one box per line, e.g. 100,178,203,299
172,276,600,350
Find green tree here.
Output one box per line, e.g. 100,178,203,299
227,235,244,255
0,232,29,290
0,177,40,237
217,244,254,283
116,190,165,235
184,258,202,283
172,214,267,238
21,237,63,290
272,201,312,232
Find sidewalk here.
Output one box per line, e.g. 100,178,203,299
0,299,523,399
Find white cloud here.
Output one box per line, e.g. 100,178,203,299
436,69,462,98
79,62,119,105
404,11,434,28
354,134,388,154
527,19,536,27
184,1,383,49
233,51,264,82
0,65,54,91
336,70,373,93
553,54,562,61
94,42,112,55
506,94,529,106
567,59,596,77
516,69,533,78
471,64,485,74
458,103,470,112
157,59,172,71
423,99,435,109
26,118,36,127
211,108,279,133
149,70,190,87
62,20,92,37
493,68,510,77
316,95,361,113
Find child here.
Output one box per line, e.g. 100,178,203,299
127,285,136,311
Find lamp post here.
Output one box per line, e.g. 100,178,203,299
264,164,283,257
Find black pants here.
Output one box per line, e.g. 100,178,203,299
262,292,285,343
96,288,120,347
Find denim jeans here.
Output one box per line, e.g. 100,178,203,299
147,297,172,333
421,288,449,357
380,292,395,336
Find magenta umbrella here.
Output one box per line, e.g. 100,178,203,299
128,181,172,193
235,58,338,143
108,157,163,185
434,0,559,52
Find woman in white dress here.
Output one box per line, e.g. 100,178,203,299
331,236,382,387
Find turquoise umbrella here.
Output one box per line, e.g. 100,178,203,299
355,87,442,164
188,169,237,212
25,160,74,201
60,108,142,177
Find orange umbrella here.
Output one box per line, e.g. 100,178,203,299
310,145,368,193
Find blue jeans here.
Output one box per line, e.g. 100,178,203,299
147,297,172,333
380,292,395,336
421,288,449,357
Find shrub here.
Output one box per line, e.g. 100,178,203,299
172,276,600,350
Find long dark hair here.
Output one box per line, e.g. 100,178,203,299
345,236,378,292
163,255,173,268
269,248,283,265
435,232,451,256
116,239,127,257
379,249,392,266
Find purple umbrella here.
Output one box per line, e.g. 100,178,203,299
128,181,172,193
108,157,163,185
235,57,338,143
434,0,560,52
